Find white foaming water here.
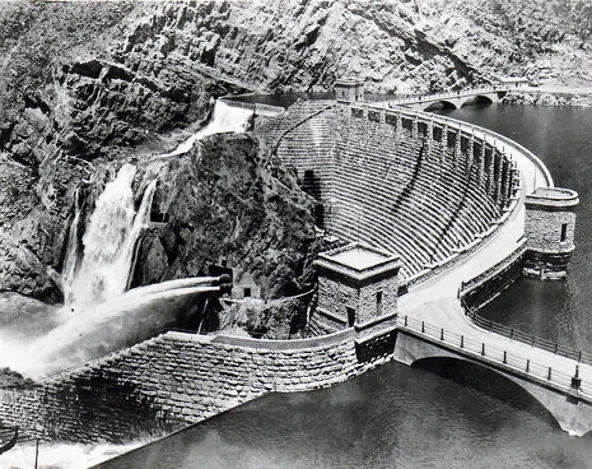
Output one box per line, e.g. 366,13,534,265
65,164,157,311
0,279,220,377
2,440,146,469
63,188,81,307
162,100,253,157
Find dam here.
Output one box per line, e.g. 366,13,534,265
0,89,590,466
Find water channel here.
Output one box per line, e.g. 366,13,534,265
90,102,592,469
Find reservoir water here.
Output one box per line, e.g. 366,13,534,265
450,105,592,354
92,102,592,469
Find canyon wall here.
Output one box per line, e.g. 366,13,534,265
0,0,589,303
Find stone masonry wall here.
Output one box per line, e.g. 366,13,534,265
525,209,576,252
524,209,576,278
276,102,512,280
358,276,398,322
461,244,526,312
317,274,357,324
0,330,390,443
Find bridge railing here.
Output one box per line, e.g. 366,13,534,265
388,86,510,106
398,315,585,398
461,298,592,367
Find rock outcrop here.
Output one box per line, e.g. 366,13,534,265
133,133,320,307
0,0,590,304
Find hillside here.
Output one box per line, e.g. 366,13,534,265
0,0,589,304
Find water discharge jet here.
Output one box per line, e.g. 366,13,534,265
0,159,230,378
2,281,224,378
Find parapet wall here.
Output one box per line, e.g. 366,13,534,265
460,239,527,311
0,329,391,443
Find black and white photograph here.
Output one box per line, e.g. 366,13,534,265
0,0,591,467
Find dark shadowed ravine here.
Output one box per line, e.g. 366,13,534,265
93,103,592,469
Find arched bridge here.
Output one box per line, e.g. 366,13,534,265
392,312,592,437
387,86,514,111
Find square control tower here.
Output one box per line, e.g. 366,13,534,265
314,242,401,329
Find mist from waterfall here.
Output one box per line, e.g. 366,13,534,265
63,163,157,312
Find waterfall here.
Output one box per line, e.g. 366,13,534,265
65,163,157,311
63,188,81,306
0,101,245,376
163,100,254,157
0,157,230,377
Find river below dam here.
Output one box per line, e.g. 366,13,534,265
87,102,592,469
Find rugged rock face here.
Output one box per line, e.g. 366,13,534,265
504,90,592,107
420,0,592,84
0,0,590,303
134,133,319,298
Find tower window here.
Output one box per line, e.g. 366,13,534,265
346,306,356,327
377,291,383,316
243,287,251,298
561,223,568,242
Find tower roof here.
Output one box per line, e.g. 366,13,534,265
315,242,401,283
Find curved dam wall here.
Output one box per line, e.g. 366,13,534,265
267,102,521,280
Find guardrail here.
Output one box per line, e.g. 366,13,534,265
397,314,588,399
461,298,592,367
388,86,512,106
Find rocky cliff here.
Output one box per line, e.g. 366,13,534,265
0,0,589,306
134,133,320,331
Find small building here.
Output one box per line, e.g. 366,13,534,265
230,269,261,299
313,242,401,334
497,76,530,88
334,79,365,102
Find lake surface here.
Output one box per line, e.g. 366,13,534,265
450,104,592,354
95,102,592,469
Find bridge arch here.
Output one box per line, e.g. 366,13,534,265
394,332,592,436
411,356,561,429
458,95,495,108
422,100,458,112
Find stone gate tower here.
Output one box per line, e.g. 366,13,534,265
523,187,579,279
312,242,401,333
334,79,365,102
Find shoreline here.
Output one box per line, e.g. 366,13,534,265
503,86,592,107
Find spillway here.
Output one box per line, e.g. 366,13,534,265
162,100,253,157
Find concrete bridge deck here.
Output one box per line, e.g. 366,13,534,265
385,85,516,111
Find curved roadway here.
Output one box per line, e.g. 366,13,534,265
394,110,592,410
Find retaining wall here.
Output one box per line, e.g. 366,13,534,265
460,239,527,311
0,329,390,443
